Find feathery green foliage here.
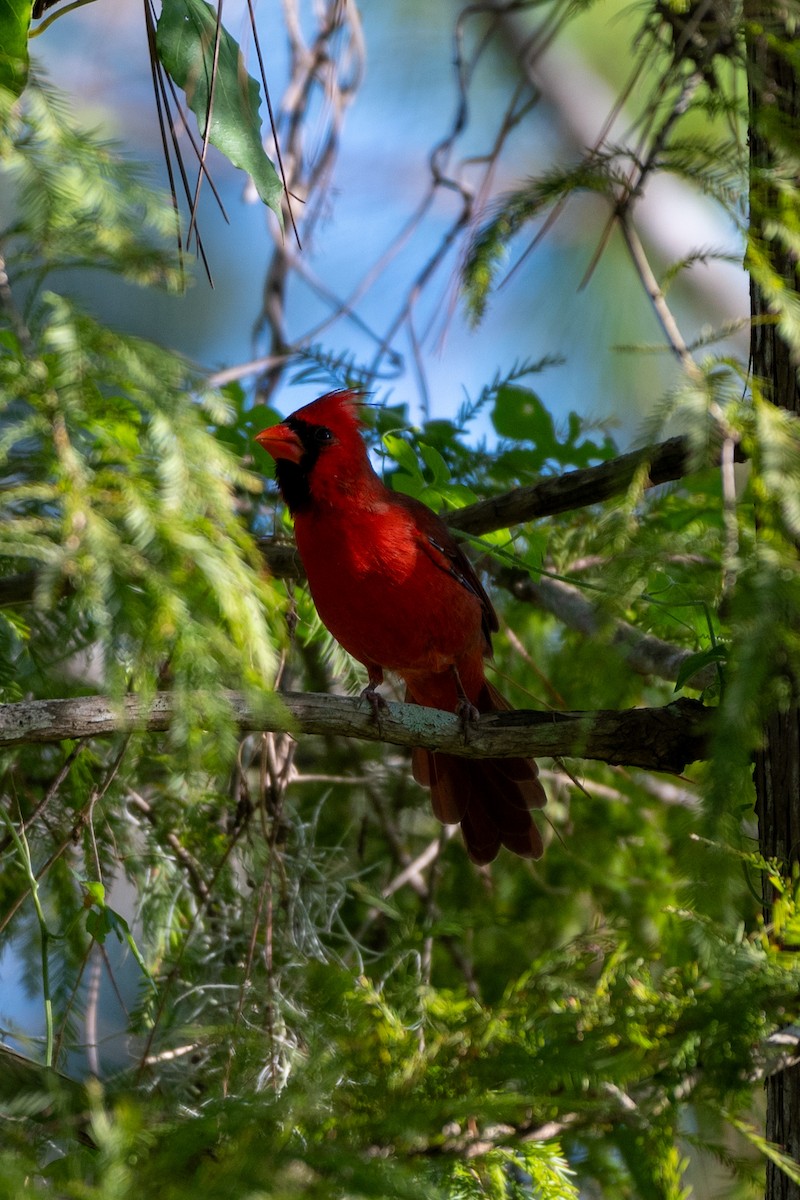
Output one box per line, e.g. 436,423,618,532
0,81,283,744
4,0,800,1196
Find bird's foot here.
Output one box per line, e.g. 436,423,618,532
456,697,480,741
451,666,479,741
361,682,388,723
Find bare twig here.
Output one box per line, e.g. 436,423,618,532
0,742,84,854
255,0,365,398
127,790,210,902
617,214,699,374
84,948,101,1077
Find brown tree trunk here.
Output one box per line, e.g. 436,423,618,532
748,4,800,1196
755,711,800,1200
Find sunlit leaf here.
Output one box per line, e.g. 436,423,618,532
492,385,557,451
0,0,32,96
155,0,283,223
383,432,424,480
674,644,727,691
418,442,450,488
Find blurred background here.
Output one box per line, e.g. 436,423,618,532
31,0,748,437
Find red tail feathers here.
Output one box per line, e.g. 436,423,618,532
410,682,546,864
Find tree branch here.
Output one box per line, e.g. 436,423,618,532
0,691,710,773
445,434,733,537
497,569,718,687
253,543,716,690
1,433,742,607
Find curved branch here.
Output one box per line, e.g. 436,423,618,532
0,691,711,773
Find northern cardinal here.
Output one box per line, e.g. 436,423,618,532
256,390,546,862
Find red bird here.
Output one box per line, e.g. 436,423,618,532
255,390,546,863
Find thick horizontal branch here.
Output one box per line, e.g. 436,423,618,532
256,433,739,580
0,691,711,772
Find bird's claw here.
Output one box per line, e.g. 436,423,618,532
361,683,388,723
456,697,480,741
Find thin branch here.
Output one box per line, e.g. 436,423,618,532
245,0,300,248
255,0,364,398
0,742,84,854
409,1018,800,1162
506,11,747,326
84,949,101,1077
617,213,700,374
127,790,209,902
0,691,711,774
0,737,133,937
185,0,224,249
496,570,717,687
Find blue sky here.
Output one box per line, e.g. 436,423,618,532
31,0,746,441
3,0,750,1068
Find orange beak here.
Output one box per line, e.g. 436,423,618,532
254,423,304,464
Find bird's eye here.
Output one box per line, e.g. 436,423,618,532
314,426,334,444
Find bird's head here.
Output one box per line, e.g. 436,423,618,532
255,390,373,513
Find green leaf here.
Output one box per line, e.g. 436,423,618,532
674,644,728,691
82,880,106,906
390,471,424,500
492,385,557,454
85,906,112,945
82,880,155,986
563,412,618,467
0,0,32,96
383,432,423,481
495,445,549,476
418,442,450,487
155,0,283,222
245,403,283,437
215,397,282,469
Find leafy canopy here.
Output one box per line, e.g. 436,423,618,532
3,0,800,1196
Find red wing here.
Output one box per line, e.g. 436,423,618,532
392,491,499,649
